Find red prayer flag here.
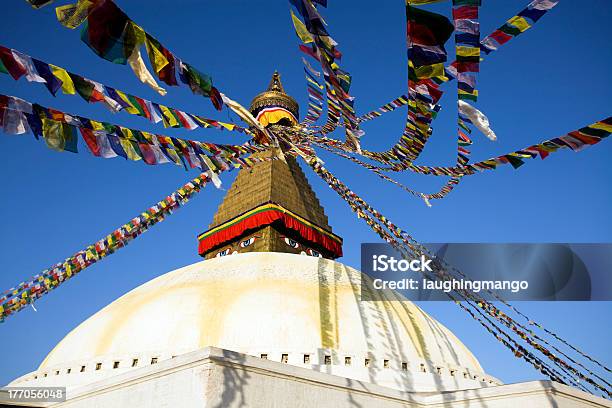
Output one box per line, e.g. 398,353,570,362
134,96,151,120
0,46,27,80
452,6,478,20
489,30,513,45
567,130,601,145
138,143,158,165
80,128,101,156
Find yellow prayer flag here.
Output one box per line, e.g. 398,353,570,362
145,36,169,74
50,64,76,94
129,22,146,46
290,10,313,44
56,0,95,29
41,118,65,151
306,76,323,89
120,127,135,140
90,120,105,131
190,116,209,127
509,152,532,158
120,139,142,161
220,122,236,131
413,63,445,79
456,46,480,57
508,16,531,32
458,89,479,98
115,90,139,114
591,121,612,132
141,131,156,143
159,105,179,127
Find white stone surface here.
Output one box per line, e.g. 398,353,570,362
10,253,497,392
3,347,608,408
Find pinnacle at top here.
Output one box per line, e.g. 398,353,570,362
249,71,300,125
268,70,285,93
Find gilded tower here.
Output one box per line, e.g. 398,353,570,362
198,72,343,259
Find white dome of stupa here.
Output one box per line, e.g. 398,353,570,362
10,252,500,392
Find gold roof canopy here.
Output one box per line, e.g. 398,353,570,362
249,71,300,121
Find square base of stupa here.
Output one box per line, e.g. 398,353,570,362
1,347,609,408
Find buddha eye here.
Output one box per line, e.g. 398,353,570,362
240,237,256,248
216,248,231,257
283,237,299,249
307,249,322,258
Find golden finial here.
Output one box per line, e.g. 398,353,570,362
267,71,285,93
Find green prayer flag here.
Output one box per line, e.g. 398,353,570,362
499,24,522,37
505,155,525,169
127,94,146,117
184,63,212,96
0,58,8,75
69,73,95,102
458,93,478,102
168,109,183,128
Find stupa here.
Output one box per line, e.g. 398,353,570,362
4,73,606,408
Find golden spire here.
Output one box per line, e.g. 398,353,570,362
197,73,342,260
267,70,285,93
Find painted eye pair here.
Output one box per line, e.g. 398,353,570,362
215,236,257,257
215,236,322,258
282,237,322,257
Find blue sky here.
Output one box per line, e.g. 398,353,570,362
0,0,610,387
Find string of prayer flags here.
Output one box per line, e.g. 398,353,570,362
465,117,612,173
452,0,481,165
424,176,462,200
418,117,611,175
290,0,361,146
359,95,410,123
337,73,446,164
0,173,212,321
332,0,559,169
48,0,223,109
383,4,452,166
0,45,249,135
308,117,611,180
311,94,412,130
452,0,481,76
480,0,559,55
319,79,343,133
440,0,559,85
0,94,265,171
407,5,454,81
301,58,324,125
314,140,458,202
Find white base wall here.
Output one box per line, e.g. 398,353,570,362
2,347,610,408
